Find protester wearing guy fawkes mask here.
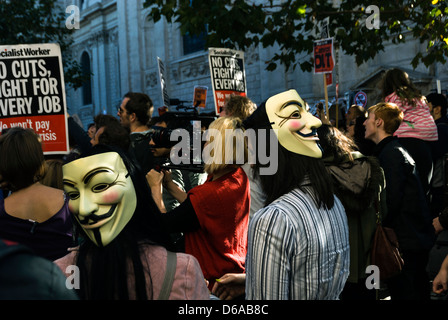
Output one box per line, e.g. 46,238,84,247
212,89,350,300
54,144,209,300
247,89,350,299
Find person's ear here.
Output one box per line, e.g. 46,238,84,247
376,118,383,128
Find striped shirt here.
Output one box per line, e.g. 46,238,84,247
246,187,350,300
385,92,438,141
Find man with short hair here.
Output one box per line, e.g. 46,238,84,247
364,102,435,300
117,92,154,174
426,93,448,230
427,93,448,125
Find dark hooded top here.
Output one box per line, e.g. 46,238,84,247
323,152,387,282
0,239,78,299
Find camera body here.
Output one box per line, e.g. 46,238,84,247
151,126,175,149
150,111,216,173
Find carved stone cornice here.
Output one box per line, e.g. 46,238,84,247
108,28,118,45
86,30,109,47
169,55,209,84
70,27,118,57
145,69,158,88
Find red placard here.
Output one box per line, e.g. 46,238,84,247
314,38,335,74
326,72,333,86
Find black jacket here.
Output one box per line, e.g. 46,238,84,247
324,153,386,282
0,239,78,300
129,131,154,175
374,136,435,252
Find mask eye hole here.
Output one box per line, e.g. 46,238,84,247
92,183,110,193
67,192,80,200
291,111,301,118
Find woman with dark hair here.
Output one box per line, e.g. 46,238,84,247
212,90,350,300
381,68,438,199
55,144,209,300
317,124,386,300
0,127,75,261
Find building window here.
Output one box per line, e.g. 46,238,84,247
81,51,92,105
183,30,206,55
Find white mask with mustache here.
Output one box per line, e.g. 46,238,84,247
265,89,323,158
62,152,137,247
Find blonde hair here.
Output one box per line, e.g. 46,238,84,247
203,117,248,175
224,95,257,120
367,102,404,135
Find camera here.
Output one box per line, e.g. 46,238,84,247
150,108,216,173
151,126,176,148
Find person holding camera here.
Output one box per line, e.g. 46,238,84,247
147,115,207,252
146,117,250,295
148,115,207,210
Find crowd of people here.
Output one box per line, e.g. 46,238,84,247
0,67,448,301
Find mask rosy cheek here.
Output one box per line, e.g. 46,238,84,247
288,120,304,131
101,190,121,204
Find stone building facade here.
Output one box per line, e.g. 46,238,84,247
62,0,448,129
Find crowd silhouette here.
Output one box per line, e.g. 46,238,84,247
0,68,448,301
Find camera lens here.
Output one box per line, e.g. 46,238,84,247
151,127,174,148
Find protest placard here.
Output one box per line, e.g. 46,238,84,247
0,43,69,154
313,38,335,74
326,72,333,86
208,48,246,115
157,56,170,108
193,85,207,109
314,38,335,117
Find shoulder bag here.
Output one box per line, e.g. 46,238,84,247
370,198,404,281
157,250,177,300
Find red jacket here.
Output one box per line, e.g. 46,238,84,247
186,167,250,288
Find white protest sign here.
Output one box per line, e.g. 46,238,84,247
208,48,246,115
0,43,69,154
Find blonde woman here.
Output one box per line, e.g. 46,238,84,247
146,117,250,295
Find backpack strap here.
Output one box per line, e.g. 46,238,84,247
157,250,177,300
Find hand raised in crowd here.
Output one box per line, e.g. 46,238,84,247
145,169,164,188
212,273,246,300
159,168,188,204
161,169,173,187
433,259,448,294
316,107,331,125
433,217,444,235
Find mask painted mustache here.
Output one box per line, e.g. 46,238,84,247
296,129,318,138
78,204,118,225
